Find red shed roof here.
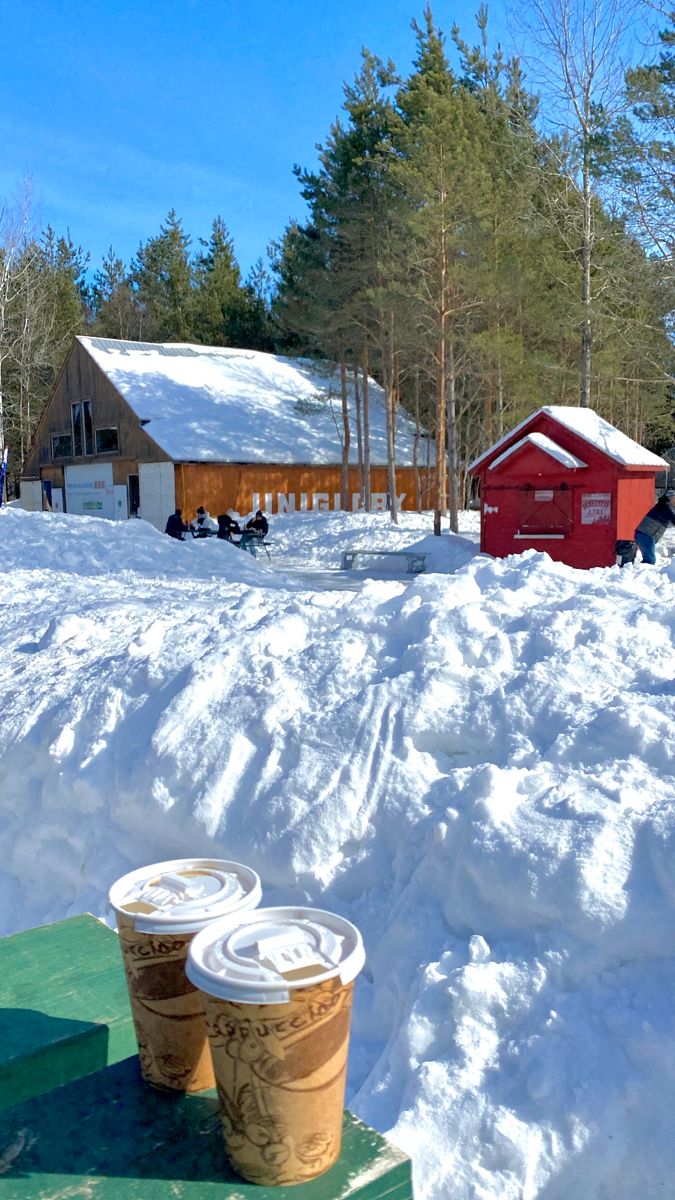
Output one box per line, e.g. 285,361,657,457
469,406,668,472
490,432,587,471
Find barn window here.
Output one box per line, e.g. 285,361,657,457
95,427,119,454
51,433,72,459
71,400,94,456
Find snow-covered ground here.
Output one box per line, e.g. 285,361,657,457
2,505,674,1199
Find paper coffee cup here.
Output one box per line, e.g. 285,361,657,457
109,858,262,1092
186,906,365,1185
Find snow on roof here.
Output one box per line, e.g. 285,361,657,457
469,406,668,471
79,337,430,466
489,431,587,471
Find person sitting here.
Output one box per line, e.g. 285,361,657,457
190,506,218,538
634,489,675,564
165,508,188,540
239,509,269,555
245,509,269,537
217,511,241,541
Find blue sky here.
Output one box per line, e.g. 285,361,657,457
0,0,652,284
0,0,518,281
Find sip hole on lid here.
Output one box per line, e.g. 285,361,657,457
108,858,262,934
186,906,366,1005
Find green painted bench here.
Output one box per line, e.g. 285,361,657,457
0,1055,413,1199
0,914,137,1110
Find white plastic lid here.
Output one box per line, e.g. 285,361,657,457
186,906,366,1004
108,858,262,934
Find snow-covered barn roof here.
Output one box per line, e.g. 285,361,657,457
469,406,668,472
79,337,429,467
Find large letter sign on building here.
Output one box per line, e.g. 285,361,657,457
252,491,408,514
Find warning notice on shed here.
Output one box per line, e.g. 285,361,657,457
581,493,611,525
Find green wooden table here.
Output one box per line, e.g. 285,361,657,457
0,914,137,1109
0,1055,413,1198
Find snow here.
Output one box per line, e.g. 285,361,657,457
470,406,668,471
80,336,430,466
1,504,674,1199
490,432,587,471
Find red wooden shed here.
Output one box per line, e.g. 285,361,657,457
469,407,668,569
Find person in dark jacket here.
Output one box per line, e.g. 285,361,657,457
165,508,188,540
239,509,269,556
245,509,269,537
634,490,675,563
217,512,241,540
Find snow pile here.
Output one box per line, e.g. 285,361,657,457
1,506,674,1199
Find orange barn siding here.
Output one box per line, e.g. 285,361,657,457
174,463,435,519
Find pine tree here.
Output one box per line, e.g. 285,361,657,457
91,247,142,339
131,210,193,342
192,216,244,346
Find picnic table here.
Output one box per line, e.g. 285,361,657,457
190,528,271,559
0,914,137,1110
0,915,414,1200
341,549,427,575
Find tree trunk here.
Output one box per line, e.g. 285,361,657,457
353,360,364,511
446,338,459,533
383,312,398,525
580,149,592,407
413,368,422,512
340,360,350,510
496,352,504,439
362,348,372,513
435,326,447,535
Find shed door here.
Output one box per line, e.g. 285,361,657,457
517,487,573,534
139,463,175,531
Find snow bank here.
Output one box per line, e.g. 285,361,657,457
1,506,674,1198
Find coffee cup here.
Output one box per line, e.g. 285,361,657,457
109,858,262,1092
186,905,365,1185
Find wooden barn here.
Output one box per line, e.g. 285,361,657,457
469,406,669,569
20,337,434,529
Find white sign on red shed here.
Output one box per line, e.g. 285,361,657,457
581,493,612,525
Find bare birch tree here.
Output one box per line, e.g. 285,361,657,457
0,184,37,455
521,0,644,405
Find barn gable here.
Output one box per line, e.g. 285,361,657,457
22,339,169,480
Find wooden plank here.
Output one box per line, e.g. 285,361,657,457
0,1056,413,1199
0,915,136,1110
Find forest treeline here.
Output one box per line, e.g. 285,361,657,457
0,3,672,515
